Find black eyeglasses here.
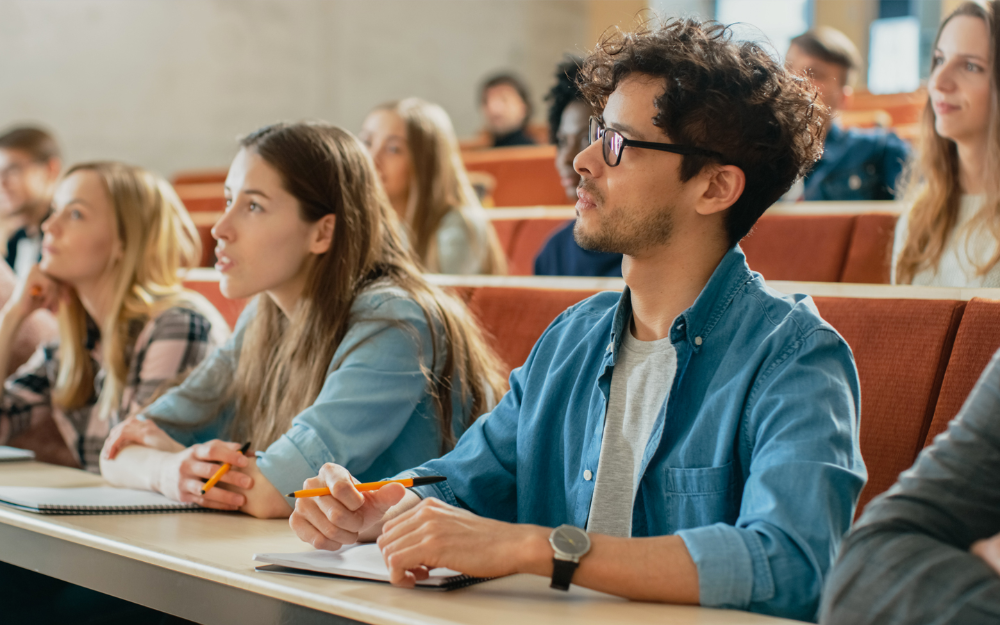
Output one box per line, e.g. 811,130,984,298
589,117,723,167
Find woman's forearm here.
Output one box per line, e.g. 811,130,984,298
100,445,171,492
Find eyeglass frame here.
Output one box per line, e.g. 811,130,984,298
589,117,723,167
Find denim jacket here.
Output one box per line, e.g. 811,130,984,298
404,246,866,621
803,124,910,201
144,283,467,500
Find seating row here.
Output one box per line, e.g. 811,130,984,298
188,202,904,284
466,203,902,283
176,271,1000,516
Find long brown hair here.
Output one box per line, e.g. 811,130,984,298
226,122,506,451
372,99,506,275
53,162,212,419
895,1,1000,283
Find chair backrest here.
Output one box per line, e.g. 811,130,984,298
463,146,569,207
506,218,572,276
924,297,1000,448
740,214,857,282
840,213,898,284
466,286,600,375
813,296,965,512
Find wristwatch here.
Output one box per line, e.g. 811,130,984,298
549,524,591,591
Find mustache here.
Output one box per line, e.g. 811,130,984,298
577,180,604,206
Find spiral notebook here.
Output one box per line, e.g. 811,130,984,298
0,486,206,515
253,544,488,590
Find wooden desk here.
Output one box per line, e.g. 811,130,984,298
0,462,802,624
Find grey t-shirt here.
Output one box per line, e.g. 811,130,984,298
587,325,677,537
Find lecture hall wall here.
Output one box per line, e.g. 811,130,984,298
0,0,642,176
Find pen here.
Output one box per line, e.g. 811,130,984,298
285,476,447,498
29,285,42,297
200,441,251,495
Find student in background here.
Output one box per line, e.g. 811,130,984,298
822,345,1000,623
893,2,998,287
0,126,62,280
480,73,536,147
0,162,228,472
360,98,506,275
101,122,507,519
784,27,910,201
534,57,623,277
289,19,864,621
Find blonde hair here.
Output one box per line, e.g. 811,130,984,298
224,123,506,451
374,98,507,275
895,1,1000,283
53,162,204,420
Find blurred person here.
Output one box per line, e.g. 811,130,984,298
534,57,623,277
480,73,536,147
0,126,62,280
360,98,506,275
785,27,910,200
893,2,999,287
0,162,228,473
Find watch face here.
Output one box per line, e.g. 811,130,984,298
550,525,590,557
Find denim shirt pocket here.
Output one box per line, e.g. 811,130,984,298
656,462,740,530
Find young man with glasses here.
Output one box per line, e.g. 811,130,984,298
289,18,866,621
0,126,61,281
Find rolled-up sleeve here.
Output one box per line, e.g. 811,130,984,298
680,327,866,621
821,349,1000,625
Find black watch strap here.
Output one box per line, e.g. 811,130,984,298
550,557,579,591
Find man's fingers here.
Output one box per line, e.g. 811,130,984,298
367,482,406,515
192,441,249,467
330,478,366,512
314,494,365,533
384,543,436,586
299,500,360,546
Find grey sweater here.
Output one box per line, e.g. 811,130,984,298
821,349,1000,624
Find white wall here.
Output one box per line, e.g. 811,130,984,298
0,0,589,177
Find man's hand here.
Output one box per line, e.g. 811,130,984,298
289,462,416,550
972,532,1000,576
376,497,550,587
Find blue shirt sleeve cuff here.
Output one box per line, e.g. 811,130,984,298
677,522,768,609
390,467,458,506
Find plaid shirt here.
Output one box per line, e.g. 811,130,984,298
0,305,228,472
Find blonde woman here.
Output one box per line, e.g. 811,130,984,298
100,122,507,519
0,162,228,472
359,98,506,275
893,1,999,286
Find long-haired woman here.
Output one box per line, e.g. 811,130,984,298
101,122,507,519
0,162,228,471
360,98,506,275
893,1,1000,286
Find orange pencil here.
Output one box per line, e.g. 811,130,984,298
29,285,42,297
286,476,447,498
200,442,251,495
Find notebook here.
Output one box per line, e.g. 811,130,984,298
0,486,206,515
253,543,489,590
0,446,35,462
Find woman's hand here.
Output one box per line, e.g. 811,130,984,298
2,265,64,322
102,417,184,460
154,440,254,511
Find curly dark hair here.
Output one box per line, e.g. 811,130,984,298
545,56,585,144
578,17,825,247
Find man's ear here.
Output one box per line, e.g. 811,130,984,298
45,158,61,184
842,85,854,107
309,214,336,255
696,165,745,216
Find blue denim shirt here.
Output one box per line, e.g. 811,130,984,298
402,246,866,621
143,283,467,500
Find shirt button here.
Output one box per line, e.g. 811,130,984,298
584,470,593,481
694,336,703,346
848,174,862,190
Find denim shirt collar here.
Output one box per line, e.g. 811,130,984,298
606,245,754,362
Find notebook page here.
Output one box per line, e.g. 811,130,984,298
0,446,35,462
0,486,199,510
254,544,464,586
